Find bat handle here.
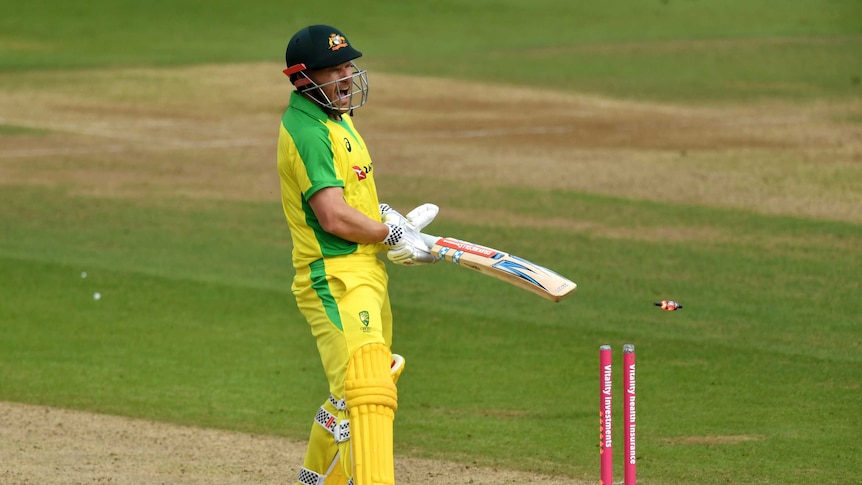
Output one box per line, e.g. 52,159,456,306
419,232,441,248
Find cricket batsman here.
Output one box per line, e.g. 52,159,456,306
276,24,438,485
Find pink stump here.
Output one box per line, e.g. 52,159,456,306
600,345,613,485
623,344,636,485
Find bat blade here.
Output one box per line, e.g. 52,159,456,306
420,233,577,302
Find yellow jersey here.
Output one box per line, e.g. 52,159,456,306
277,92,382,269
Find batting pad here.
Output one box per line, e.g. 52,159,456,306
345,343,398,485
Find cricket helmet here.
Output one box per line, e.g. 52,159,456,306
283,24,369,112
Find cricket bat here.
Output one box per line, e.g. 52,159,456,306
420,233,577,302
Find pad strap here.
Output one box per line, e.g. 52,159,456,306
314,405,351,443
298,466,354,485
329,394,347,410
297,467,323,485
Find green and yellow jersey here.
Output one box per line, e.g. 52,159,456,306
277,91,382,269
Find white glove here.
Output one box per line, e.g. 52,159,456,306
382,210,438,265
404,203,438,231
387,229,439,266
380,203,438,231
381,208,409,247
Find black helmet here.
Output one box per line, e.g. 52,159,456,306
282,25,369,112
284,25,362,77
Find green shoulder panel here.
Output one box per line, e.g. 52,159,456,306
282,97,357,258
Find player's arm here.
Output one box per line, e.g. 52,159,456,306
310,188,439,265
308,187,389,244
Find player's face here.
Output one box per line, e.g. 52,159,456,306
307,62,358,111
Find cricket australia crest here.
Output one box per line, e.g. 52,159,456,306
359,310,371,332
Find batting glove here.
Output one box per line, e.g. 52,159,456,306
380,203,440,265
381,209,409,247
380,203,439,231
387,229,439,266
404,203,438,231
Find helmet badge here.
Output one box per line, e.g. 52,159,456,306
328,33,349,51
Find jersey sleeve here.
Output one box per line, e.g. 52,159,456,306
292,126,345,201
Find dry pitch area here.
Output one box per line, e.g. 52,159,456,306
1,63,860,223
1,63,860,484
0,401,574,484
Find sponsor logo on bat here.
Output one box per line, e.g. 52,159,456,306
437,238,498,258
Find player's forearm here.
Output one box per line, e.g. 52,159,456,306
308,187,388,244
322,209,389,244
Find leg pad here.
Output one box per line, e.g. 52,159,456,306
345,343,397,485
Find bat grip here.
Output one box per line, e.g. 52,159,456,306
419,232,440,248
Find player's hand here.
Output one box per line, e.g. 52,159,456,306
382,210,409,247
404,203,438,231
382,210,438,264
380,203,438,231
380,204,439,265
387,230,439,266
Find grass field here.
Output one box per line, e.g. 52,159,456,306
1,1,861,484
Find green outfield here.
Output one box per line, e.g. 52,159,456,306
3,0,860,101
1,1,861,484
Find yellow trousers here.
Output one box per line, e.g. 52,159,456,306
292,255,396,485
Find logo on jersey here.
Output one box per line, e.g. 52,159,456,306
352,166,367,181
359,310,371,332
329,34,349,51
344,138,352,152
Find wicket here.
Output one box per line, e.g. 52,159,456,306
599,344,636,485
